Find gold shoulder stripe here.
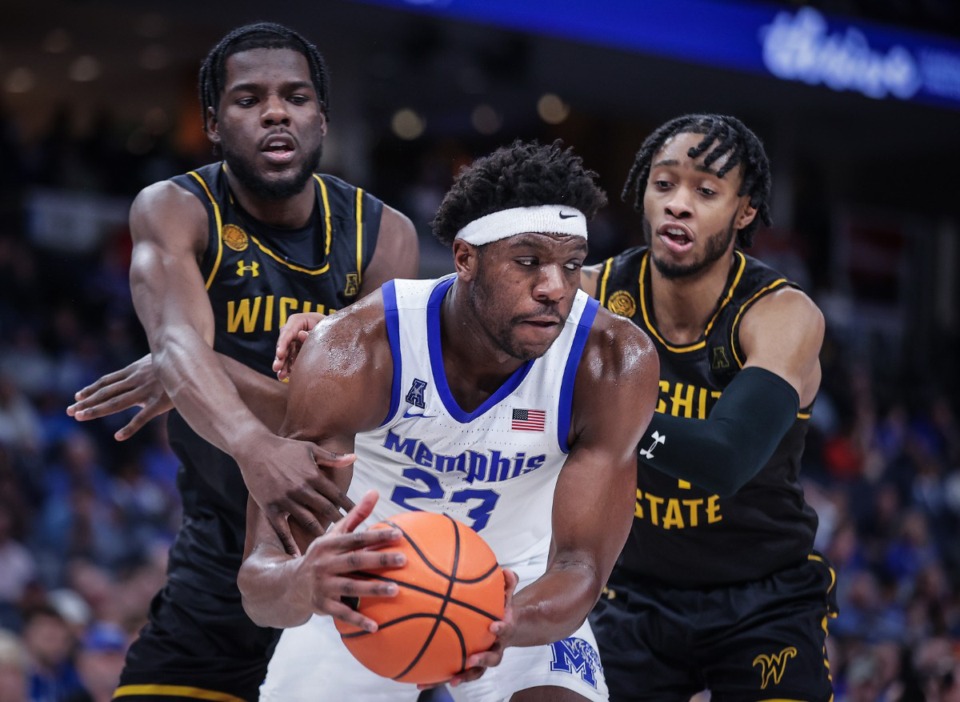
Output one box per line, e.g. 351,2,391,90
187,170,225,290
314,174,333,257
597,258,614,305
113,684,247,702
355,187,364,286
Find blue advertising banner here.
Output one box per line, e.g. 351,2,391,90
354,0,960,111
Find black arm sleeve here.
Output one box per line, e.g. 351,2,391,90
637,366,799,497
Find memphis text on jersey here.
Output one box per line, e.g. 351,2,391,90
636,378,724,531
383,430,547,484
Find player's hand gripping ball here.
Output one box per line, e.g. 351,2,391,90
335,511,505,685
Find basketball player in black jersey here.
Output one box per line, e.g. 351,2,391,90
67,23,418,702
582,114,837,701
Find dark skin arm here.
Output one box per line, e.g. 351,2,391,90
583,263,823,493
111,181,352,554
237,292,401,628
65,198,418,548
67,203,417,432
243,282,656,680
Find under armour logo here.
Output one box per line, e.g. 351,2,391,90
753,647,797,689
639,431,665,460
236,261,260,277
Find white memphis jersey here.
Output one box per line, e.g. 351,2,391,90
352,275,599,569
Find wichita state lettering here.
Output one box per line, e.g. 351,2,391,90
635,378,724,529
226,296,335,334
597,246,819,588
172,163,383,376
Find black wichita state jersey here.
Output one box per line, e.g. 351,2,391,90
597,246,818,588
164,162,383,590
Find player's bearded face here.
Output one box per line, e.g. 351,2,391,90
643,213,736,280
222,140,323,201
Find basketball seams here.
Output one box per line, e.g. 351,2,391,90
393,517,461,679
335,511,504,684
348,572,504,623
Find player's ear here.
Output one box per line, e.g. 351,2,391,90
735,198,757,231
205,107,221,145
452,239,480,281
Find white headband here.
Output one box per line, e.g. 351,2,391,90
454,205,588,246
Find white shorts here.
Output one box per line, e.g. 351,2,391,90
260,563,608,702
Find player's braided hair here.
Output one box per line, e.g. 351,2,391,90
431,139,608,246
198,22,331,133
622,114,772,248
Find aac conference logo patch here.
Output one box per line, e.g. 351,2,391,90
223,224,249,252
607,290,636,319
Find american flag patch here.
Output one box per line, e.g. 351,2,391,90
512,408,546,432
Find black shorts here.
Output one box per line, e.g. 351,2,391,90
589,554,838,702
114,578,280,702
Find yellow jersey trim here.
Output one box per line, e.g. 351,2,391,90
316,174,333,259
355,187,364,286
638,250,746,353
597,258,614,306
113,684,246,702
188,171,225,291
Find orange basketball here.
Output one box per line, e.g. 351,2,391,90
334,511,505,685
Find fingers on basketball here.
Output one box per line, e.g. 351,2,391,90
334,511,505,685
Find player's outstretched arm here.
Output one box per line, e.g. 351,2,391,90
67,354,172,441
633,287,824,496
479,313,658,657
68,347,297,440
126,182,358,552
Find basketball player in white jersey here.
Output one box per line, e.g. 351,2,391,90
235,141,659,701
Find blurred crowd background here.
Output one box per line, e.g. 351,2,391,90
1,0,959,700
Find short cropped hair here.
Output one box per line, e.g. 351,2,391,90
431,140,608,247
622,114,772,248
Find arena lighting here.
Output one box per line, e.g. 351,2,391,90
5,67,35,94
537,93,569,125
69,55,101,82
471,104,501,135
355,0,960,111
392,108,426,139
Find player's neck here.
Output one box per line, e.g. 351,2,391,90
439,283,526,413
225,172,316,229
649,252,735,345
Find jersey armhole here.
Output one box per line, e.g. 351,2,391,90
557,296,600,453
380,280,402,426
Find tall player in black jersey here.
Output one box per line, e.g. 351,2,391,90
67,23,418,702
582,114,836,701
